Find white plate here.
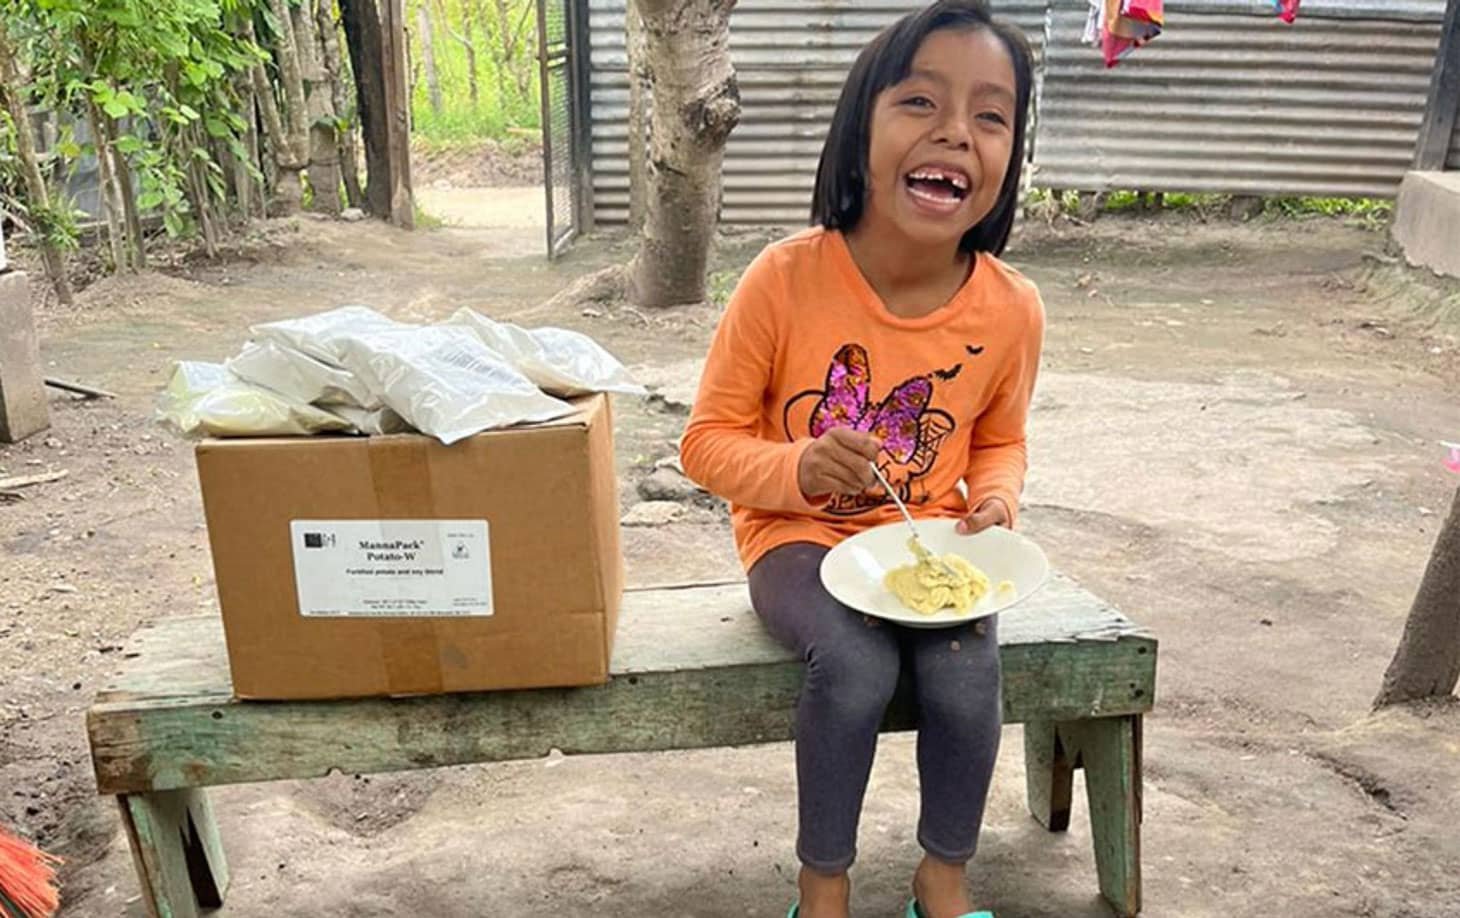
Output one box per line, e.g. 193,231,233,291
819,518,1050,628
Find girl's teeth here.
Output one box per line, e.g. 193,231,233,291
909,185,958,206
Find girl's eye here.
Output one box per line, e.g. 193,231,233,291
978,111,1010,127
903,96,934,109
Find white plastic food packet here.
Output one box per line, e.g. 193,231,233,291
447,308,646,398
226,340,380,409
157,362,354,438
250,305,409,367
335,325,576,444
326,404,412,436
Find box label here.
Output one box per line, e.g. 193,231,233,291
289,520,493,617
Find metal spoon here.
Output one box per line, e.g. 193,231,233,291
868,461,960,578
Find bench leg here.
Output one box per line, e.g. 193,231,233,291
118,789,229,918
1024,719,1075,832
1064,715,1143,917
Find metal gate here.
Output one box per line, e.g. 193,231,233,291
538,0,590,257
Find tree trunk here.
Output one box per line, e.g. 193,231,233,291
271,0,313,211
417,4,443,115
625,1,649,233
626,0,740,308
319,0,365,208
341,0,394,218
0,20,73,305
294,0,342,214
81,94,127,272
111,132,146,266
245,19,304,215
230,71,259,218
437,0,478,107
460,0,480,107
186,128,222,257
1375,486,1460,707
509,0,534,102
485,0,513,109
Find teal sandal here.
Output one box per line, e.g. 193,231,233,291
905,900,993,918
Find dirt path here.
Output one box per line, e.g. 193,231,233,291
2,211,1458,917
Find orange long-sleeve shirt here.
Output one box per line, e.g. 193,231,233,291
681,227,1045,571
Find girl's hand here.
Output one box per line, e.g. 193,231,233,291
798,428,882,499
957,497,1010,535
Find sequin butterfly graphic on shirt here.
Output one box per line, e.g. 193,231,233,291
783,344,957,516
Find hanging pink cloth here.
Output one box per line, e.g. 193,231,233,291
1102,0,1164,69
1087,0,1164,69
1272,0,1302,23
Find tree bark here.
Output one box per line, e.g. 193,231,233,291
112,130,146,266
270,0,313,212
625,1,649,233
1375,486,1460,707
294,0,342,213
626,0,740,308
0,20,73,305
341,0,393,218
81,94,127,272
318,0,365,208
186,124,222,257
461,0,480,107
437,0,478,107
485,0,513,109
230,70,260,218
417,4,443,115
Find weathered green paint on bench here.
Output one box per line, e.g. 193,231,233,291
88,577,1155,796
117,789,228,918
87,575,1156,918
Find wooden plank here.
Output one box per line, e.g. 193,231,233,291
1415,0,1460,170
88,581,1154,795
44,376,117,400
120,792,201,918
93,575,1151,700
183,790,228,908
118,789,229,918
380,0,414,228
1064,716,1143,918
1023,720,1074,832
0,469,68,490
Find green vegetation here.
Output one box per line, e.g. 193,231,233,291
406,0,540,146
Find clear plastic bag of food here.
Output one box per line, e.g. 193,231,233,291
326,404,413,436
156,362,355,438
447,308,646,398
251,305,409,367
226,340,380,409
334,325,576,444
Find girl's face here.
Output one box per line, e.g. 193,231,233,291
861,27,1017,251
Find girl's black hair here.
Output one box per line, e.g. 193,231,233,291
810,0,1034,256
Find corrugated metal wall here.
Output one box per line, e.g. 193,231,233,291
588,0,1450,224
588,0,1046,225
1034,0,1447,198
1450,112,1460,171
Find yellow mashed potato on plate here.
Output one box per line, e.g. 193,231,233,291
883,538,1013,615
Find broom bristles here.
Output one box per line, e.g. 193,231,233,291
0,826,61,918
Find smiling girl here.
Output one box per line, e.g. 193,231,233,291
680,3,1043,916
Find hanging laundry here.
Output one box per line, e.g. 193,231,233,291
1272,0,1301,24
1083,0,1102,45
1085,0,1164,69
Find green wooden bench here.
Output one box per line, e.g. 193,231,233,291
86,576,1156,918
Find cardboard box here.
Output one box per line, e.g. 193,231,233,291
196,394,623,700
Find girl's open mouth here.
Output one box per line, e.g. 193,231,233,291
904,166,970,214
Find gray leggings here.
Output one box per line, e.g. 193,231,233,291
748,542,1002,875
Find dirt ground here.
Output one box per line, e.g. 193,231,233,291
3,198,1460,918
